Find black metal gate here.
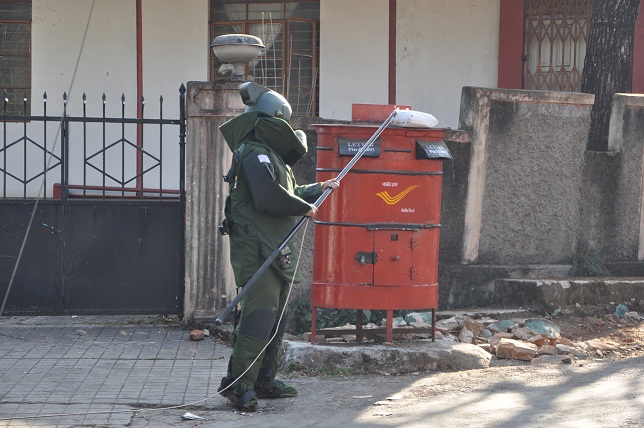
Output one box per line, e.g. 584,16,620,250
0,86,186,316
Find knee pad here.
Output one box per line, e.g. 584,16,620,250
239,308,277,340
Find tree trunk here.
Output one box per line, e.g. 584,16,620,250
581,0,641,151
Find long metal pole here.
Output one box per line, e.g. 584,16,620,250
215,107,399,326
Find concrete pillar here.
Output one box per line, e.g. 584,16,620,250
458,87,492,264
183,81,244,323
607,93,644,260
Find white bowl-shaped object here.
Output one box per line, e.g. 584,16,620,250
211,34,265,80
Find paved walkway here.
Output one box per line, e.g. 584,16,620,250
0,315,230,427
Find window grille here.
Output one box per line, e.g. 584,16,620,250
210,0,319,116
524,0,592,92
0,0,31,115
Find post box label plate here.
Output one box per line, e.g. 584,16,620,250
416,140,452,160
338,137,382,157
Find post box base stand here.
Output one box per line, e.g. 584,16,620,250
311,308,436,344
310,283,438,344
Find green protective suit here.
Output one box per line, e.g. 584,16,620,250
219,111,323,396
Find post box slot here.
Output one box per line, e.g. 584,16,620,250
384,148,412,153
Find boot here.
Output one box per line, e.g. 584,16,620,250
218,376,258,412
254,379,297,399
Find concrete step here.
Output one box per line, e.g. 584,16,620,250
604,261,644,277
439,264,573,308
439,264,644,310
492,277,644,311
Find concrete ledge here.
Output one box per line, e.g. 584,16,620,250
493,277,644,309
605,262,644,276
280,340,492,374
438,264,573,309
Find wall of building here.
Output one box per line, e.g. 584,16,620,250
16,0,501,197
8,0,209,197
319,0,390,121
141,0,209,116
32,0,138,117
32,0,207,116
396,0,500,129
319,0,500,129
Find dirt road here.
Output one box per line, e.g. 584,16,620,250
131,352,643,427
135,311,644,427
130,311,644,428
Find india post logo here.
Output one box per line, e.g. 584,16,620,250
375,185,419,205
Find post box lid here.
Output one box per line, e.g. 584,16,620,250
352,104,411,123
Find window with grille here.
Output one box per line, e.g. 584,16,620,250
210,0,319,117
0,0,31,115
524,0,592,92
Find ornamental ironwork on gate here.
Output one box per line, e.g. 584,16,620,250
0,85,186,316
524,0,592,92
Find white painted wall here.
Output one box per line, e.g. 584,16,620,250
319,0,500,128
141,0,208,190
141,0,209,118
396,0,500,128
7,0,208,197
32,0,138,117
319,0,390,120
32,0,207,116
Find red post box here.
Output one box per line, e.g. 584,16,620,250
311,104,451,343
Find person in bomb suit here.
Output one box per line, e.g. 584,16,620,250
217,82,339,412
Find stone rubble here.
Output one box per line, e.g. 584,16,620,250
305,308,642,363
436,311,642,361
189,329,205,341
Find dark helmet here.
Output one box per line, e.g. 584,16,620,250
239,81,292,121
